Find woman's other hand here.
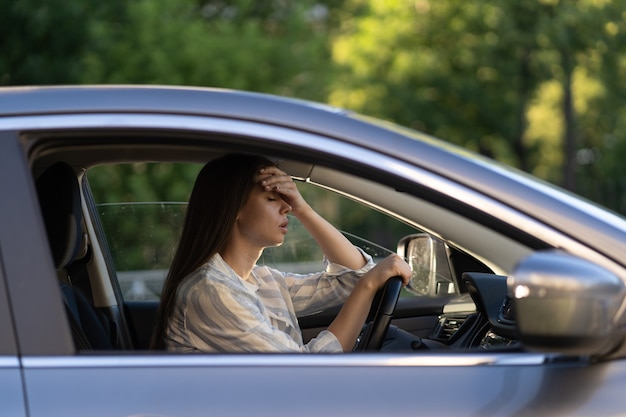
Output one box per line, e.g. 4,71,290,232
360,254,411,293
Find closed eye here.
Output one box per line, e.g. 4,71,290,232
266,191,281,202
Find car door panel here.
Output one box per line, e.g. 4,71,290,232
0,360,27,417
21,355,626,416
0,238,27,417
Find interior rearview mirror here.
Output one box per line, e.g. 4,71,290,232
397,234,456,296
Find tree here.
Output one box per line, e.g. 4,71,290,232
329,1,549,169
570,0,626,211
81,0,335,101
0,0,90,85
328,0,626,213
6,0,626,214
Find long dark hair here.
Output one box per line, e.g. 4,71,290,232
151,153,276,349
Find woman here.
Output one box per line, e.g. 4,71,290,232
151,153,411,352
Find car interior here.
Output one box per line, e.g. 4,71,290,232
30,132,542,355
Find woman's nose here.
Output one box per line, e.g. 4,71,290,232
281,200,292,213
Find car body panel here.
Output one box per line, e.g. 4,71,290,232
0,358,26,417
0,235,18,356
20,354,626,417
0,131,73,356
0,231,25,417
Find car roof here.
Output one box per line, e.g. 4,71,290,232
1,85,625,268
0,84,348,121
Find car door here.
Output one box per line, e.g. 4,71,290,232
11,148,621,417
0,130,548,417
0,127,542,417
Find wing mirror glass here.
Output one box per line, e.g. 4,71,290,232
510,250,626,356
397,234,456,296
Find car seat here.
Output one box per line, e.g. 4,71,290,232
36,162,114,350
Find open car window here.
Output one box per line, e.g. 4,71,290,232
88,163,422,302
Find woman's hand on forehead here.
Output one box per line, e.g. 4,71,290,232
256,166,292,190
256,167,308,212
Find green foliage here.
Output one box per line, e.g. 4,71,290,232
88,163,201,271
329,0,626,212
98,203,186,271
0,0,89,85
81,0,334,100
4,0,626,213
571,0,626,211
88,163,202,203
331,1,555,167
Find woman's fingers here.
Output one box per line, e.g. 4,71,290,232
256,167,307,209
257,167,290,189
373,254,412,288
389,255,411,285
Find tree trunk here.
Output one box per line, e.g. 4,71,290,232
512,47,531,173
561,49,576,191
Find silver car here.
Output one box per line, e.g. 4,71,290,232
1,85,625,416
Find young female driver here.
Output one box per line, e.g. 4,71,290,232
151,153,411,353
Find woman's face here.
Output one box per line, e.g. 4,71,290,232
234,184,292,249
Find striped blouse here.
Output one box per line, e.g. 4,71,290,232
165,250,374,353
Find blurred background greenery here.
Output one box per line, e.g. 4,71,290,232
3,0,626,213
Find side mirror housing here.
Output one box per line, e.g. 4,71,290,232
397,234,456,296
510,251,626,356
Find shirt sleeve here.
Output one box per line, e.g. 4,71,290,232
280,248,375,316
171,275,342,353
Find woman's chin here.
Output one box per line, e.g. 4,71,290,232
266,237,285,248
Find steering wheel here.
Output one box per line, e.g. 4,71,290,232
354,276,403,351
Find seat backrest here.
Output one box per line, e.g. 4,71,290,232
36,162,113,350
36,162,84,269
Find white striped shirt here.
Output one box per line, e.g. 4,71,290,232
165,250,374,353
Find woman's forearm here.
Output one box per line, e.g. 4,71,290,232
327,279,377,351
293,204,366,270
325,254,412,352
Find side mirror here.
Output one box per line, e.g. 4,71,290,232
510,250,626,356
397,234,456,296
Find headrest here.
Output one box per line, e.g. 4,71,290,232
36,162,83,269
